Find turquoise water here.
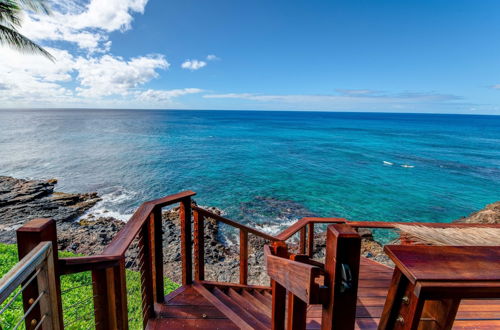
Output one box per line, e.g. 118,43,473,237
0,110,498,232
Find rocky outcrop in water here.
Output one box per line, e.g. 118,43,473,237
0,176,100,242
455,201,500,224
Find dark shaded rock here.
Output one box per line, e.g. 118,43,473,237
0,176,100,226
0,176,101,244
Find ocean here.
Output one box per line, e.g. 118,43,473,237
0,109,498,234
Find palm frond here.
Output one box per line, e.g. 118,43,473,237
0,1,22,28
0,23,54,61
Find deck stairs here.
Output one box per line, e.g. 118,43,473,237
194,283,273,329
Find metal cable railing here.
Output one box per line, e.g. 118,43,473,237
0,242,59,330
60,272,97,329
125,238,144,329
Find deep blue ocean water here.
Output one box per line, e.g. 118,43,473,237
0,109,498,234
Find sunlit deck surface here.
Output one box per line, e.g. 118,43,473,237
147,257,500,329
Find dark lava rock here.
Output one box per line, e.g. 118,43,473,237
0,176,101,243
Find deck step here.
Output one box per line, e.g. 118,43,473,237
253,289,272,309
193,282,270,330
227,288,272,326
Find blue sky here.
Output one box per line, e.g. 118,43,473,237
1,0,499,113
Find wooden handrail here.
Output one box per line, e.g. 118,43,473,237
264,245,323,304
346,220,500,229
104,190,196,257
192,206,279,242
275,217,347,241
58,255,122,275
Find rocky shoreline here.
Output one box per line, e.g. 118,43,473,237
0,176,498,285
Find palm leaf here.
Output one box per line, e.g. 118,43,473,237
0,23,54,61
0,1,22,28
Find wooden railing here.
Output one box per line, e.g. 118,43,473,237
192,206,279,285
0,241,61,330
13,191,195,329
9,190,500,330
276,217,500,258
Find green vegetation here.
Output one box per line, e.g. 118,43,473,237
0,0,54,60
0,243,179,329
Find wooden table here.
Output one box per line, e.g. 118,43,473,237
378,245,500,330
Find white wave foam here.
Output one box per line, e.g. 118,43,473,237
383,161,393,166
79,187,137,222
401,164,414,168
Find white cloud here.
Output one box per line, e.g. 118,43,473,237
20,0,149,52
0,48,198,108
75,54,169,97
203,90,463,111
138,88,203,102
206,54,220,61
0,0,203,108
181,59,207,71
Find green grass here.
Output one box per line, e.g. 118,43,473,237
0,244,179,329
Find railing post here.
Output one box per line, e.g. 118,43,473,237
286,255,308,330
321,224,361,330
138,216,155,326
299,227,306,255
93,267,116,329
193,209,205,281
16,218,63,330
93,258,128,330
153,206,164,303
271,241,288,330
114,260,129,329
37,244,62,330
307,222,314,258
179,197,192,285
239,229,248,285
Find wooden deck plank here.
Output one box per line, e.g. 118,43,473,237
152,258,500,329
146,318,239,329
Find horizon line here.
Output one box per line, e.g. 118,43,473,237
0,107,499,116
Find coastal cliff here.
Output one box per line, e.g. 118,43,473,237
0,176,497,284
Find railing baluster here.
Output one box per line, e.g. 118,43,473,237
153,206,164,303
179,197,193,285
139,219,155,327
193,210,205,281
239,229,248,285
307,222,314,258
299,227,306,254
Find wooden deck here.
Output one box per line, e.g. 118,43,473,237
147,257,500,329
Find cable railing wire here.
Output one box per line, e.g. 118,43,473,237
63,295,98,315
63,310,95,329
13,290,46,330
0,267,42,316
60,281,95,295
32,313,47,330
